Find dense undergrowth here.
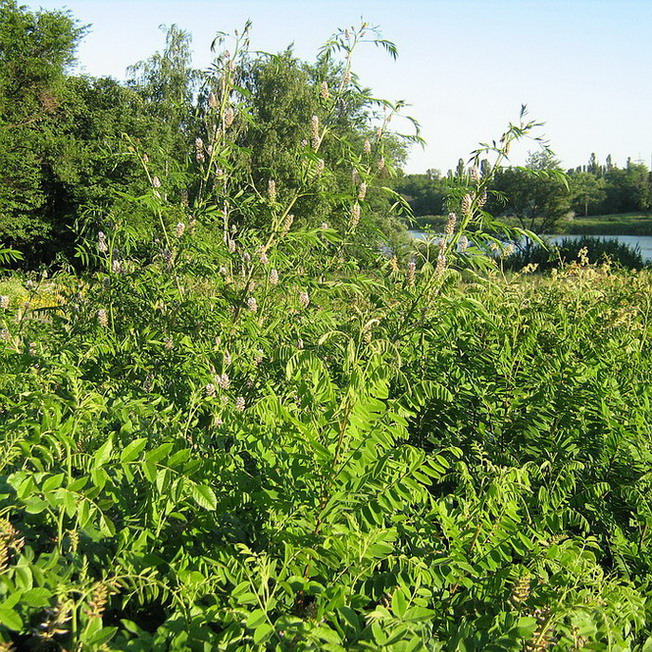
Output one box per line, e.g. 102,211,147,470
1,246,652,650
2,19,652,652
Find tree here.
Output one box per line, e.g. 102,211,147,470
488,151,571,235
569,171,606,216
0,0,86,260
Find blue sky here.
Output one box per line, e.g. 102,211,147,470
26,0,652,174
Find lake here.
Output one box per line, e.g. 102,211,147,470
409,231,652,263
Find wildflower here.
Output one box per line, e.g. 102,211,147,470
217,373,230,390
85,583,110,619
260,252,269,265
298,291,310,308
151,176,161,188
388,256,399,273
224,350,232,365
205,383,217,397
478,191,487,209
297,338,304,350
161,249,173,267
280,213,294,237
301,138,308,147
444,212,457,237
195,137,204,162
219,265,228,276
377,156,385,171
320,81,329,100
0,329,9,342
228,238,237,253
247,297,258,312
0,296,8,309
267,179,276,202
29,342,37,356
510,573,531,608
311,115,319,150
209,92,217,109
352,168,361,184
316,158,325,176
461,194,473,217
358,182,367,201
98,231,108,253
254,349,264,365
343,69,351,85
459,235,469,252
406,260,416,287
502,243,516,258
363,138,371,154
320,222,328,230
224,106,235,128
350,203,361,229
269,268,279,285
143,375,153,392
242,251,251,264
97,309,108,328
375,126,383,139
142,153,149,163
164,337,174,350
26,280,35,290
235,396,246,411
470,165,480,182
175,222,185,238
436,252,447,276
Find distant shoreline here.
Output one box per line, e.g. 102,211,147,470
412,212,652,237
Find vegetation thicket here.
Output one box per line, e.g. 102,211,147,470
2,3,652,651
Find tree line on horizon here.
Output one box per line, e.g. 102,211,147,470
395,151,652,233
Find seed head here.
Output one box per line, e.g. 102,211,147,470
280,213,294,237
352,168,361,184
478,191,487,209
195,137,205,163
320,81,329,100
363,138,371,155
217,372,230,390
224,106,235,128
267,179,277,202
175,222,185,238
228,238,237,253
247,297,258,312
343,69,351,85
358,182,367,201
406,260,416,287
461,193,473,217
389,256,399,273
459,235,469,252
209,92,218,109
444,212,457,237
269,268,279,285
260,252,269,265
235,396,246,411
470,165,480,182
98,231,108,253
205,383,216,397
316,158,325,176
350,202,361,229
85,582,110,620
311,115,320,150
97,309,108,328
435,252,447,276
377,156,386,171
151,176,161,188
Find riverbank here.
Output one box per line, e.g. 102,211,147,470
412,212,652,235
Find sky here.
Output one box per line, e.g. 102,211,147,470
24,0,652,174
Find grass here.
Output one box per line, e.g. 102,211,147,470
557,212,652,235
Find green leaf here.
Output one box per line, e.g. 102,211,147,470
120,438,148,463
253,622,273,645
191,484,217,510
246,609,266,629
0,608,22,631
93,438,114,470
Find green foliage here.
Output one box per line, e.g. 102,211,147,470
504,235,645,271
